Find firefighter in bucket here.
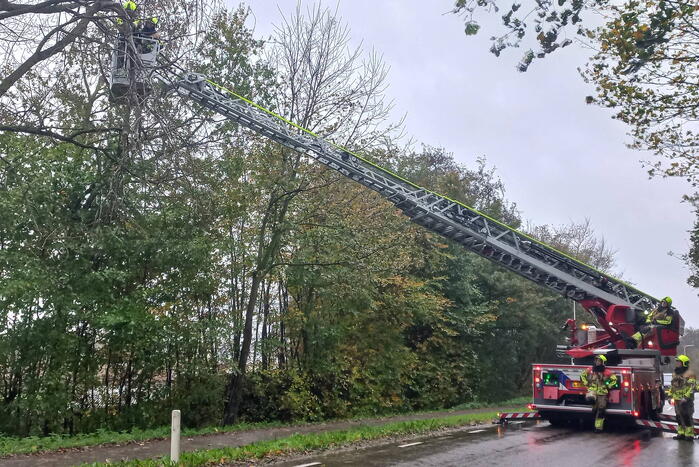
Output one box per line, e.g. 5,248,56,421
111,1,160,99
581,355,618,433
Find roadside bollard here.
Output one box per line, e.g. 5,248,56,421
171,409,181,464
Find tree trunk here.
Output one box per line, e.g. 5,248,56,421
222,270,263,425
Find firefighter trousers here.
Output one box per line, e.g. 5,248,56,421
593,394,608,430
676,399,694,437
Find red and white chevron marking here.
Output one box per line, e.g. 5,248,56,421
498,412,541,420
636,419,679,432
636,419,699,435
657,413,699,426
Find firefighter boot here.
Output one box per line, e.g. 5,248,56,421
682,426,695,441
627,332,642,349
594,418,604,433
674,427,687,440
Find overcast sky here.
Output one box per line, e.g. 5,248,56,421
235,0,698,327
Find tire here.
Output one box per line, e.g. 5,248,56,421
547,417,565,427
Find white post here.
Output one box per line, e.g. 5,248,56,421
171,409,181,464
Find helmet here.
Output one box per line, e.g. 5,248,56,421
594,354,607,363
677,355,690,367
662,296,672,305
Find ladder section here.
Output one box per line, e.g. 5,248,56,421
162,71,660,313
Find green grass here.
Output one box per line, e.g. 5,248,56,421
82,410,522,466
0,397,530,457
0,421,287,457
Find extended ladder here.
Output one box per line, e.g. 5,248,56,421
151,66,678,327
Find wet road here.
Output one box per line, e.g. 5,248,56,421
273,421,699,467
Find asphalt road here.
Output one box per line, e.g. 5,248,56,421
272,421,699,467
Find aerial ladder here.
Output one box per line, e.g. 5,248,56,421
110,36,685,429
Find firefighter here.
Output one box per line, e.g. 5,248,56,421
139,17,159,39
114,1,139,69
580,354,617,433
137,16,160,53
630,296,674,347
669,354,696,441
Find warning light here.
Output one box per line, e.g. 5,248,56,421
528,404,536,410
647,341,654,346
623,381,630,387
535,377,540,383
580,324,588,330
632,411,639,417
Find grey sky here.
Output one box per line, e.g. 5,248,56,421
236,0,698,327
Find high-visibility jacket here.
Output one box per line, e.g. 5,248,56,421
581,367,617,395
669,369,697,401
116,1,138,25
645,306,673,326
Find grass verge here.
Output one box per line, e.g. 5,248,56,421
0,397,529,457
83,409,523,466
0,421,286,457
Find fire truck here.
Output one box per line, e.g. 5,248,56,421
109,36,685,431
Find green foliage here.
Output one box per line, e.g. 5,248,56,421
453,0,603,70
583,0,698,186
687,207,699,290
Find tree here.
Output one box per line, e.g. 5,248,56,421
527,218,617,272
221,3,398,425
0,1,270,435
583,1,699,186
452,0,606,71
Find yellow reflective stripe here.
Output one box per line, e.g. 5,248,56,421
201,79,657,301
655,317,672,325
580,372,589,385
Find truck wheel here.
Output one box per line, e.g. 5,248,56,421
546,414,568,427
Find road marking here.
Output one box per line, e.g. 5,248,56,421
398,442,424,448
469,429,486,433
293,463,322,467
